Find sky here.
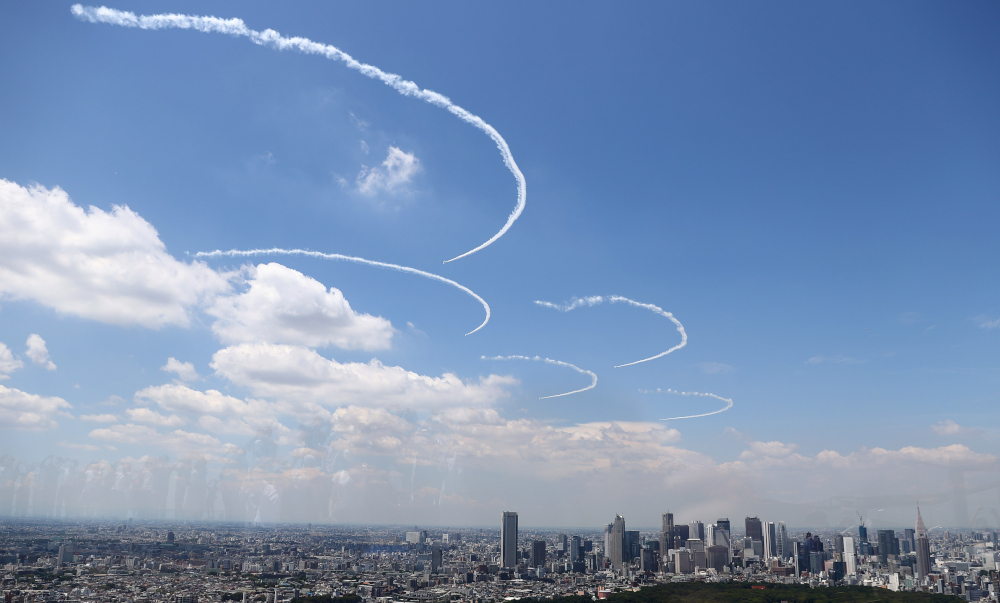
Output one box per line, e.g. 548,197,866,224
0,1,998,530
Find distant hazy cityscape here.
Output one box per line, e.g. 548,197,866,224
2,507,998,603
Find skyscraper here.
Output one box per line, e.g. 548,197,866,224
715,518,731,561
501,511,518,568
876,529,899,565
570,536,583,563
745,516,763,544
688,521,704,542
776,522,788,559
531,540,546,568
610,514,626,570
915,507,932,578
660,512,674,556
763,522,776,559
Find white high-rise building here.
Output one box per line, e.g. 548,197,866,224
501,511,518,568
776,522,788,559
762,522,775,559
843,536,857,576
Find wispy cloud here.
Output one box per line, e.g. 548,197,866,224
696,361,732,375
79,413,118,423
807,355,862,365
931,419,979,436
357,146,420,196
0,343,24,379
976,315,1000,330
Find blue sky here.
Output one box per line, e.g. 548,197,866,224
0,1,998,529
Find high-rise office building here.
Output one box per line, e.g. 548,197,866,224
570,536,583,563
876,529,899,565
660,513,674,556
776,522,788,559
167,531,175,544
903,528,916,553
531,540,546,568
625,530,641,561
501,511,518,568
557,534,568,556
673,524,689,543
858,524,869,555
763,522,776,559
715,518,731,561
915,507,932,578
843,536,857,576
57,544,68,567
745,516,763,544
610,515,626,570
689,521,705,542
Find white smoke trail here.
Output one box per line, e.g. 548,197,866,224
639,388,734,421
195,248,489,335
482,355,597,399
535,295,687,368
71,4,525,264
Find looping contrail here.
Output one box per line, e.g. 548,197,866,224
482,355,597,399
71,4,525,265
639,388,734,421
534,295,687,368
195,248,490,335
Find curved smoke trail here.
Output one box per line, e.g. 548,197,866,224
482,355,597,399
535,295,687,368
72,4,526,264
640,388,734,421
195,248,490,335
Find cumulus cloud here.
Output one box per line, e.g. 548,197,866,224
210,342,516,412
78,413,119,423
0,385,71,430
207,263,394,350
23,334,56,370
0,343,24,379
124,407,186,427
161,357,200,382
134,383,290,440
0,179,231,328
88,423,222,456
356,146,420,195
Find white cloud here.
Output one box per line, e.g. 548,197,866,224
161,357,200,382
78,413,119,423
0,384,71,430
25,334,56,370
931,419,977,436
356,146,420,195
696,361,733,374
88,423,222,456
57,441,101,451
207,263,394,350
0,343,24,379
0,179,231,328
977,316,1000,330
807,355,862,365
124,407,185,427
210,342,516,412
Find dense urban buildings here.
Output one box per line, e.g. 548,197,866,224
0,507,998,603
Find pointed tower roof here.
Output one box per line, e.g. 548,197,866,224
916,506,927,539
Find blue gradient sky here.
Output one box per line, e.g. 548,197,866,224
0,1,998,528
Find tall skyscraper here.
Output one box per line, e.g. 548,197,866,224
689,521,704,542
715,518,731,561
531,540,546,568
876,529,899,565
570,536,583,563
610,514,626,570
745,516,763,544
915,507,932,578
501,511,518,568
660,512,674,556
776,522,788,559
762,522,776,559
843,536,857,576
858,524,869,555
57,544,68,567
